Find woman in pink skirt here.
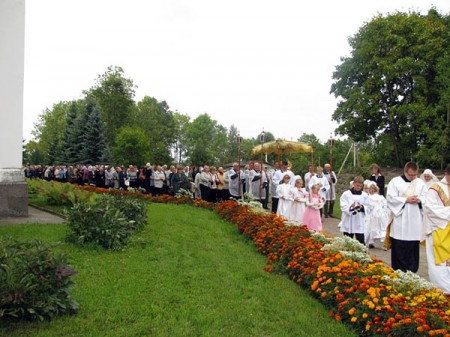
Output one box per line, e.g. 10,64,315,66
302,183,325,232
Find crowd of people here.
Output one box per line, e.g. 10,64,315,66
24,160,449,294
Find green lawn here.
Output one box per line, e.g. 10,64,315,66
0,203,356,337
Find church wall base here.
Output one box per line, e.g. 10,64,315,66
0,182,28,217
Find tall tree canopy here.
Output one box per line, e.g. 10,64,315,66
87,66,136,146
31,101,70,164
135,96,176,164
184,113,228,165
331,9,450,167
113,126,149,166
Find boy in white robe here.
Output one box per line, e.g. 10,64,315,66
387,161,427,273
423,164,450,294
340,175,369,244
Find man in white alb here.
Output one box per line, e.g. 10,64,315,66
387,161,427,273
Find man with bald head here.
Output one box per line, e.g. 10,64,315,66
248,162,268,204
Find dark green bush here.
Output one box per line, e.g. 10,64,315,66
103,195,148,231
66,194,147,250
0,237,79,321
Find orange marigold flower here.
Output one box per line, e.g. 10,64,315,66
348,307,356,315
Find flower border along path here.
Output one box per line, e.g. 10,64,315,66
214,200,450,337
74,186,450,337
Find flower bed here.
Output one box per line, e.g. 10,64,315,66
215,200,450,337
73,185,450,336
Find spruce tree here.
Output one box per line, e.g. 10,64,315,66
80,98,109,165
58,101,82,164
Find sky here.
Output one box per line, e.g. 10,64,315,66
23,0,449,143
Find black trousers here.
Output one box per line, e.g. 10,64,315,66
344,232,365,245
271,197,279,213
200,184,211,202
324,200,335,215
390,237,420,272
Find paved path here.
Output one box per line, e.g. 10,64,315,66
322,216,429,280
0,206,65,225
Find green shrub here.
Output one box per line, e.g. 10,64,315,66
66,195,140,250
103,195,148,231
28,180,95,207
0,237,79,321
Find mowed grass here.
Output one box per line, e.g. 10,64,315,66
0,203,356,337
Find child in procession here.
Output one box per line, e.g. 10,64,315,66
302,183,325,232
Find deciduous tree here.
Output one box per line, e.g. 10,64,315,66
331,9,449,167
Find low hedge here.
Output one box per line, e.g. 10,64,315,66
66,194,148,250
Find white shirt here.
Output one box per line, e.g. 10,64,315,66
340,190,369,234
153,170,165,188
304,172,314,192
309,174,329,200
387,176,427,241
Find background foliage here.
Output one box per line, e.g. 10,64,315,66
331,9,450,168
26,8,449,170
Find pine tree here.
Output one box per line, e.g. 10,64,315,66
58,101,82,164
80,98,109,165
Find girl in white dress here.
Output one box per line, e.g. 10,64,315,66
276,174,293,220
289,177,307,223
364,183,390,248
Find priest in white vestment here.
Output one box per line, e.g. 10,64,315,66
423,164,450,294
387,162,427,273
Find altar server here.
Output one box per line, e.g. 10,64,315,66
340,176,369,244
